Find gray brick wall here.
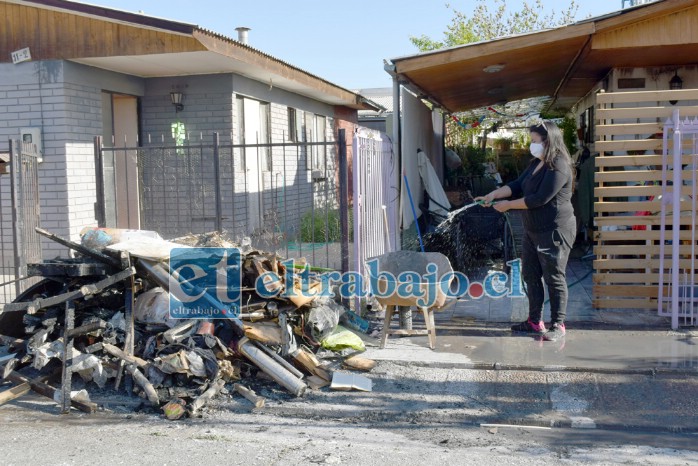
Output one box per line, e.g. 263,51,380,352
0,61,146,258
1,62,347,266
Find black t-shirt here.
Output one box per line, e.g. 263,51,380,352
507,155,576,238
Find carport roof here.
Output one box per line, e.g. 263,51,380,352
389,0,698,113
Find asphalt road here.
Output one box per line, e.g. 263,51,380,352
2,358,698,465
0,398,697,465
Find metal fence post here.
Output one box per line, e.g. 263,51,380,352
9,140,23,297
338,129,349,275
212,132,223,233
93,136,106,228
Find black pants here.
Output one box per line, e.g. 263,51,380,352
521,226,574,324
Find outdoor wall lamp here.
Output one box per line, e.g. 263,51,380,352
170,91,184,112
669,71,682,105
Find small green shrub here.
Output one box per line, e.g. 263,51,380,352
300,207,353,242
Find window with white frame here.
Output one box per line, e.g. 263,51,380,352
313,115,326,171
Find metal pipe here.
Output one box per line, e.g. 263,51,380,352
237,337,306,397
254,340,305,379
213,132,223,233
338,129,350,274
392,73,402,250
672,121,681,330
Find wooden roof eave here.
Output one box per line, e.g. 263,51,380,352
392,22,595,75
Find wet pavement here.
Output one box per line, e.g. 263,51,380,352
364,329,698,373
363,255,698,373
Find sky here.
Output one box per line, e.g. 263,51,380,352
88,0,629,90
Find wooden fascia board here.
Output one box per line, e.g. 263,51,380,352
393,22,594,75
593,0,698,32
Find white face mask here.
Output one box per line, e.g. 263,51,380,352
530,142,545,159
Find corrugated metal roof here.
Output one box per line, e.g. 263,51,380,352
195,27,373,103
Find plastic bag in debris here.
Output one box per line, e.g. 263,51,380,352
109,312,126,332
80,227,162,250
320,325,365,352
155,343,219,380
339,310,370,333
134,287,178,328
305,297,344,342
53,389,91,405
33,340,108,388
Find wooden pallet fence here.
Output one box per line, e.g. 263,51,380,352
593,89,698,310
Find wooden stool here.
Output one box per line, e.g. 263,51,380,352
380,304,436,350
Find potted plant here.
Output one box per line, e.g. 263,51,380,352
493,136,513,152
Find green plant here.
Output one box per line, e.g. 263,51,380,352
461,145,487,177
300,208,353,243
493,136,513,151
513,130,530,149
557,116,578,156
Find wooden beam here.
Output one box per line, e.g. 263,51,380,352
595,184,696,197
594,216,697,227
595,230,698,241
594,272,663,283
594,285,663,298
596,105,698,120
595,122,664,136
3,371,97,413
594,258,697,269
595,171,697,183
594,244,698,255
594,154,694,167
596,88,698,104
593,299,657,309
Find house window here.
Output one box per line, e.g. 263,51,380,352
259,101,271,171
288,107,306,143
299,113,327,172
313,115,326,171
288,108,297,142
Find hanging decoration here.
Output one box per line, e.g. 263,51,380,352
450,115,486,130
450,105,543,131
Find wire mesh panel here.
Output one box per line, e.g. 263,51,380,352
0,140,42,309
0,150,13,307
95,134,346,270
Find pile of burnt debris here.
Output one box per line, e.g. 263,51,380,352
0,228,376,419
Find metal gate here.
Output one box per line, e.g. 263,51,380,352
0,140,42,309
352,127,399,309
657,109,698,329
94,130,350,271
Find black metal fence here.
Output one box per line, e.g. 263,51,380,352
95,130,350,271
0,140,42,309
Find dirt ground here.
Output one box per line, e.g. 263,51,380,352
1,360,698,465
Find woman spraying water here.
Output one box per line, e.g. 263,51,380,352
476,121,576,342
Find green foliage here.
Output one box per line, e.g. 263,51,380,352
513,130,531,149
494,136,513,151
410,0,579,52
300,208,352,243
451,145,488,177
557,116,578,156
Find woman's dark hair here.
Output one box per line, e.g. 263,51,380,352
529,123,548,141
535,121,573,170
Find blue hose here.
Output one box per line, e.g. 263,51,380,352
403,173,425,252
